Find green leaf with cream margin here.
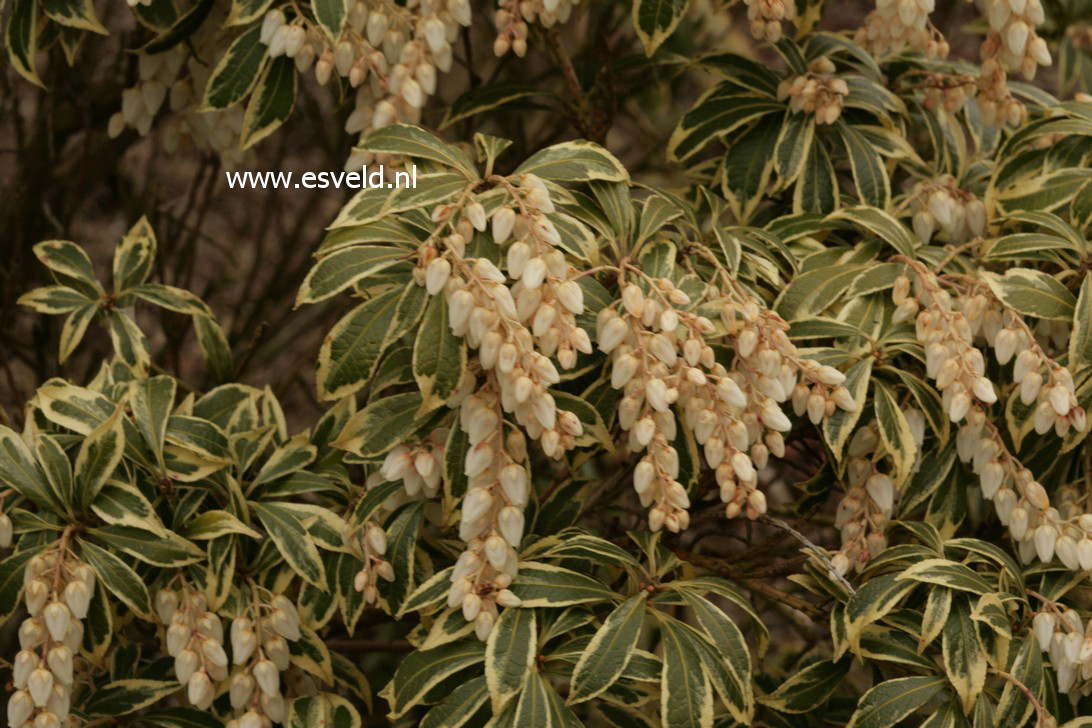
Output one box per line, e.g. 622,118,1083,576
485,606,537,711
632,0,688,56
514,141,629,183
872,382,917,486
252,501,327,586
569,593,647,703
981,268,1077,321
200,24,267,111
241,55,297,150
845,676,946,728
316,287,404,400
295,247,408,305
413,295,467,415
1071,275,1092,373
357,124,477,179
334,392,436,458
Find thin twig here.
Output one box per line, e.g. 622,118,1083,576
759,514,857,595
991,668,1051,727
672,548,824,620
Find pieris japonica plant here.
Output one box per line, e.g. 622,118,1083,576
7,0,1092,726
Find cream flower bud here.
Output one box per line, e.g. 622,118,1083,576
611,354,639,389
231,672,256,709
496,464,527,507
8,689,33,726
254,659,280,697
28,667,54,706
155,588,179,624
465,443,494,478
1009,506,1029,540
972,377,997,404
633,460,655,496
1049,385,1070,416
815,365,846,386
43,603,70,642
366,525,388,555
271,609,301,641
484,535,509,568
261,691,286,722
498,506,524,547
232,627,257,665
831,386,856,411
63,580,90,620
1079,538,1092,571
622,285,644,317
47,645,73,685
1057,535,1080,571
761,403,793,432
462,487,494,524
13,649,35,688
557,280,584,314
425,257,451,295
948,392,971,423
175,649,200,684
0,513,11,547
493,208,516,245
731,451,755,483
1033,524,1057,563
522,257,547,290
474,609,495,641
648,506,666,532
25,578,49,616
166,623,191,657
1033,611,1056,651
599,317,628,353
495,588,521,608
462,592,482,621
866,473,895,512
188,670,214,709
465,201,487,232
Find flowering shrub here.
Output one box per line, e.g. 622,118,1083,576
6,0,1092,726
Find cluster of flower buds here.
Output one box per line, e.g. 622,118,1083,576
343,516,395,605
494,0,581,56
598,280,705,532
108,47,186,138
983,0,1051,79
907,177,988,245
918,72,976,113
496,175,592,369
855,0,948,58
224,594,303,727
260,2,469,170
425,185,584,460
894,261,1092,569
777,59,848,125
158,587,228,710
9,547,93,728
448,385,525,640
976,0,1050,128
742,0,795,42
830,412,924,575
380,431,445,499
1033,605,1092,697
165,54,253,170
599,268,854,530
892,266,999,425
